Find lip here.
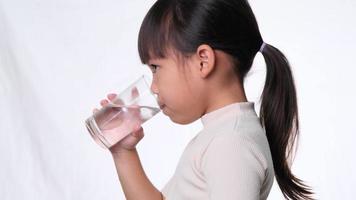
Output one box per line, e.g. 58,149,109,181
162,106,167,114
158,101,165,109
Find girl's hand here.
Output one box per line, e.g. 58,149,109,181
92,90,144,154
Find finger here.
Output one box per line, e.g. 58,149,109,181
133,124,142,132
112,98,124,106
132,127,144,138
129,103,142,120
107,93,117,101
100,99,109,106
130,104,140,109
92,108,99,113
131,87,139,100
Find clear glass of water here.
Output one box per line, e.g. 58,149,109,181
85,75,161,149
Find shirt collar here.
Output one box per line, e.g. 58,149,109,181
201,101,256,129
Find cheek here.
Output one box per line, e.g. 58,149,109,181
164,88,202,124
157,74,180,101
164,87,186,109
157,70,202,121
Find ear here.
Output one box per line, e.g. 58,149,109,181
195,44,216,78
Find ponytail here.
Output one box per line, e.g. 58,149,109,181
259,43,314,200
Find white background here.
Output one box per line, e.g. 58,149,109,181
1,0,355,199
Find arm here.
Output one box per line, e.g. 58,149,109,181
98,94,165,200
112,148,164,200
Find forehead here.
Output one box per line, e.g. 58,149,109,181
147,51,180,65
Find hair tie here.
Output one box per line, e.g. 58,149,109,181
259,42,267,53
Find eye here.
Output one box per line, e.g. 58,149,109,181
149,64,159,73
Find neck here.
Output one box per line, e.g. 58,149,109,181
204,79,247,115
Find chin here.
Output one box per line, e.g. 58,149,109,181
170,115,199,125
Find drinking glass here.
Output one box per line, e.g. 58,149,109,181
85,75,161,148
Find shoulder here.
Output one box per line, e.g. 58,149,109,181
200,115,271,175
203,114,268,154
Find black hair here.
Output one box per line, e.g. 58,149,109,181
138,0,314,199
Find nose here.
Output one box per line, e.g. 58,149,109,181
150,79,159,95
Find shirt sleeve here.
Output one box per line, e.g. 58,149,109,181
201,135,267,200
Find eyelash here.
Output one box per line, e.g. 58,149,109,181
149,64,159,73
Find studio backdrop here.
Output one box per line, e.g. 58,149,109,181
1,0,355,199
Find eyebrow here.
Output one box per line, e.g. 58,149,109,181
147,61,159,66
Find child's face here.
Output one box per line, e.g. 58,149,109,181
147,53,206,124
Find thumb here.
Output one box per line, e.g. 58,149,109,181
131,126,144,138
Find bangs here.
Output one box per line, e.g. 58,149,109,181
138,1,179,64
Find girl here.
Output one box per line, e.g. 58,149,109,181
95,0,314,199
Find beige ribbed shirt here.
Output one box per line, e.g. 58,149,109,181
161,102,274,200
